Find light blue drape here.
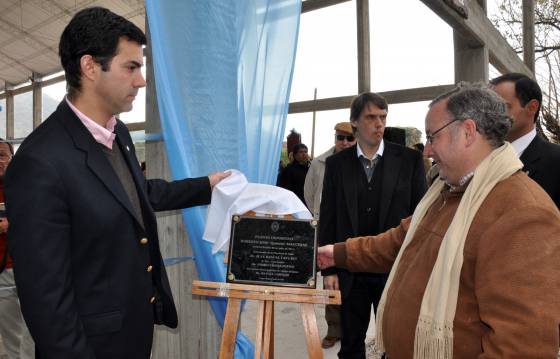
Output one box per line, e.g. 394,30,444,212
145,1,300,357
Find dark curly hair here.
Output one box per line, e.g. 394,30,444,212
59,7,146,98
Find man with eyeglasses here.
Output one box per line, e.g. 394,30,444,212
490,73,560,209
0,139,34,359
317,84,560,358
318,93,426,358
304,121,355,349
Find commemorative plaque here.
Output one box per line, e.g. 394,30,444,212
226,215,317,288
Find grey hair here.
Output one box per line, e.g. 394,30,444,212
430,82,512,148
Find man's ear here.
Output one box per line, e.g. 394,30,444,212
79,55,97,82
525,99,540,120
463,118,478,146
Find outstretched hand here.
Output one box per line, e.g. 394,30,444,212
317,245,335,269
208,171,231,189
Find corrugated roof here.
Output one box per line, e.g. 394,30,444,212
0,0,145,92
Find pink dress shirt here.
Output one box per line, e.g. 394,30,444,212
65,97,117,149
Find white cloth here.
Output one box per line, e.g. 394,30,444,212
510,128,536,157
203,169,312,253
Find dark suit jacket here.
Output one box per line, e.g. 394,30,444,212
5,101,211,359
520,134,560,209
318,142,426,298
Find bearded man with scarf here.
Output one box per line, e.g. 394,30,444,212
318,83,560,359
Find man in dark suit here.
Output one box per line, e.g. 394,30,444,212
5,7,228,359
491,73,560,209
319,92,427,358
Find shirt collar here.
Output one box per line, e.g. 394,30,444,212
65,97,117,149
446,171,474,192
356,139,384,161
510,128,536,158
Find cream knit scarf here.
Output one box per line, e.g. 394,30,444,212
375,143,522,359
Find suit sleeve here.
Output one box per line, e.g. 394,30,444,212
318,157,338,276
475,205,560,357
5,154,96,359
147,176,211,211
410,151,427,211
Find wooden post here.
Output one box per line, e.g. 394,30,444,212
522,0,535,74
145,24,221,359
356,0,370,93
311,88,317,157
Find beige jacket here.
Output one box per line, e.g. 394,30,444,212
334,172,560,358
304,147,335,218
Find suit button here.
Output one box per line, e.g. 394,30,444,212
150,296,156,304
147,265,153,272
368,187,372,191
366,207,372,212
140,238,148,245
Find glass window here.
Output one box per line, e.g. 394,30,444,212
386,101,430,143
289,1,358,102
14,92,33,139
0,99,6,139
42,81,66,120
370,0,454,92
489,63,501,80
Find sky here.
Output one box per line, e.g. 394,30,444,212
29,0,505,157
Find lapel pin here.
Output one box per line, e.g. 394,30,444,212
126,145,130,152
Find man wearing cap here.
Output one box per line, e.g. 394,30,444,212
319,92,427,358
304,122,355,348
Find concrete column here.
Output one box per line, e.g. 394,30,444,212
32,73,42,128
5,86,14,140
453,1,488,83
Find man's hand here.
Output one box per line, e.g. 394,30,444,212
323,274,339,291
0,218,8,234
317,245,335,269
208,171,231,189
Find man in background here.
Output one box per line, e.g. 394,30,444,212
319,92,426,358
490,73,560,208
280,143,310,204
0,139,33,359
304,122,355,349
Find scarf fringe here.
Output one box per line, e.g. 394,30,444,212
413,316,453,359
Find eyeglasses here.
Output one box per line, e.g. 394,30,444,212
335,134,355,142
426,118,460,144
0,153,11,162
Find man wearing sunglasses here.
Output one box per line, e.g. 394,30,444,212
318,93,427,358
304,121,355,349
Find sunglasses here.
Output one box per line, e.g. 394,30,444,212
335,134,355,142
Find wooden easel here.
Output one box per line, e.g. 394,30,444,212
192,280,341,359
